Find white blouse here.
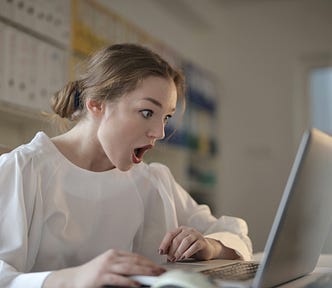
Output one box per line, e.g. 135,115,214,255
0,132,252,288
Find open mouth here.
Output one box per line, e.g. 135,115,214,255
132,144,153,164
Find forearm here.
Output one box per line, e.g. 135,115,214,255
192,237,238,261
206,238,240,260
42,268,78,288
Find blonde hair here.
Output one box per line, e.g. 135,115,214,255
51,43,185,121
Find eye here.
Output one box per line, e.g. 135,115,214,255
140,109,153,119
164,115,172,124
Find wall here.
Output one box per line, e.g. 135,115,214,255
101,0,332,252
1,0,332,253
211,0,332,252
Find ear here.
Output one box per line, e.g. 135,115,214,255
86,99,105,116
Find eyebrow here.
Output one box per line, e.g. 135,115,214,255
143,97,176,112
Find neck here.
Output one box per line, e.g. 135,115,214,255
51,123,115,172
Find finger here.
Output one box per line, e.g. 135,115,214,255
159,228,183,255
173,234,197,260
166,230,193,261
107,261,165,276
105,252,165,276
107,250,162,270
182,240,204,259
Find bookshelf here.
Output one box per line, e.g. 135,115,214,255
0,0,219,207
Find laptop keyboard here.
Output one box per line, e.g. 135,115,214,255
202,261,259,281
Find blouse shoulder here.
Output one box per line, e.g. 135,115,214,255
137,162,179,197
144,162,175,183
131,162,175,190
0,132,56,171
147,162,172,176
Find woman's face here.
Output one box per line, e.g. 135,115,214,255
97,76,178,171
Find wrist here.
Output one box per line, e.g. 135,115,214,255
205,238,223,259
206,238,240,260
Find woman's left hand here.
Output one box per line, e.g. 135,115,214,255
158,226,223,262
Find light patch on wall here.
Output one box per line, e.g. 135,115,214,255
309,67,332,135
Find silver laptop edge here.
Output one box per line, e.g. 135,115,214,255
252,129,332,287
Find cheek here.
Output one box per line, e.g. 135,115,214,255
98,117,135,154
115,115,142,137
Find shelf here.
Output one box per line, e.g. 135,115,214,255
0,0,219,201
0,100,49,124
0,15,68,50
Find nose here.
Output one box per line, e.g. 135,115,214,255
147,120,165,140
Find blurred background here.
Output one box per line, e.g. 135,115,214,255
0,0,332,253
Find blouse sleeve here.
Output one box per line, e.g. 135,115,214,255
150,163,253,261
0,152,50,288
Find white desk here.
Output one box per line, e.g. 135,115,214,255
252,253,332,287
133,255,332,287
276,254,332,287
315,254,332,269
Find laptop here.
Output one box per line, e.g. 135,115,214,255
132,128,332,288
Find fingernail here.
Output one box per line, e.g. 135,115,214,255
180,255,185,261
158,249,164,255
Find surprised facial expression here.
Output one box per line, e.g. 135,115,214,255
97,76,178,171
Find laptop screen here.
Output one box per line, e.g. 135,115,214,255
254,129,332,288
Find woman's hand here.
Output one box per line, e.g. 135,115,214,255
158,226,238,262
43,249,165,288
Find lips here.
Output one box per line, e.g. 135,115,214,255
132,144,153,164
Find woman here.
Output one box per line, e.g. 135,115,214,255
0,44,252,288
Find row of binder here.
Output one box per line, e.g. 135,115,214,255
0,23,68,112
71,0,144,56
164,107,217,156
0,0,70,46
163,62,219,156
184,63,218,113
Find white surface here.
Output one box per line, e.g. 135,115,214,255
131,255,332,287
152,270,216,288
129,275,158,286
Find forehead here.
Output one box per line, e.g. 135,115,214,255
124,76,177,107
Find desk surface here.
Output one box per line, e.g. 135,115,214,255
275,254,332,287
316,254,332,268
251,253,332,287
